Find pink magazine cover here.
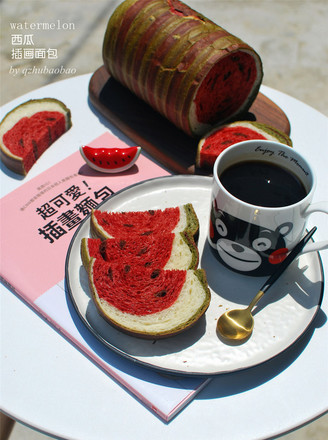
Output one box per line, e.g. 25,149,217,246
0,131,211,422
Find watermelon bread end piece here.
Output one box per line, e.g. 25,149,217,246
196,120,293,170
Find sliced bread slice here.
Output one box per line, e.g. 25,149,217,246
88,259,211,339
90,204,199,241
0,98,72,175
81,232,199,271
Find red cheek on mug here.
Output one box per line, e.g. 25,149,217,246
209,220,214,239
269,248,288,264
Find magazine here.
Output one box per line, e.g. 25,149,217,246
0,131,210,422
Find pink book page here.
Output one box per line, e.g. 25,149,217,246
0,132,170,302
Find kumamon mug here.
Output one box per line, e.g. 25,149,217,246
208,140,328,276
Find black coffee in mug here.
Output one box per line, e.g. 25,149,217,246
219,160,307,207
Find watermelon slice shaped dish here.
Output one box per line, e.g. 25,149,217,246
0,98,72,175
80,145,141,173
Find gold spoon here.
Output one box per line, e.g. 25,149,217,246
217,227,317,342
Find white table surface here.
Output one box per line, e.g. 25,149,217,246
1,74,327,440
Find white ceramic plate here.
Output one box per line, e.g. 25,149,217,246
66,175,323,375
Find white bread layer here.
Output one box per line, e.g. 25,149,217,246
164,233,195,269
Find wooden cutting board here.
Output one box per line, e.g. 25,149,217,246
89,66,291,174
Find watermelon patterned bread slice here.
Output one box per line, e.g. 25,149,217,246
81,232,199,270
88,259,211,339
102,0,263,136
91,204,199,241
196,121,293,169
0,98,72,175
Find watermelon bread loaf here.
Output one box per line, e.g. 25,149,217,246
102,0,263,136
82,204,211,339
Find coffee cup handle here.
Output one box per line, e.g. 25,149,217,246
301,201,328,254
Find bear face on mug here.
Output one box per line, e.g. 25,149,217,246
209,206,293,276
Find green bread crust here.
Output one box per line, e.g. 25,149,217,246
246,121,292,146
183,203,200,242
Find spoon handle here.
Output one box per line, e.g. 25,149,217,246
260,226,317,295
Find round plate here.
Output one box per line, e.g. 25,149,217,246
65,175,324,375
